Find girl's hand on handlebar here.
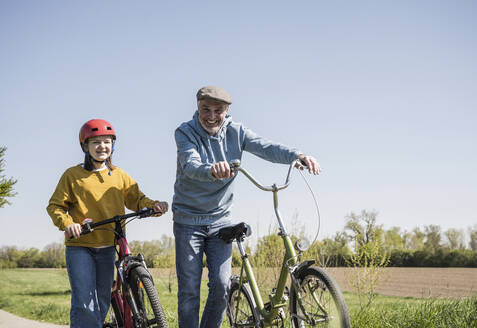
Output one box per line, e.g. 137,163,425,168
298,154,321,175
210,161,235,179
65,223,82,239
153,201,169,216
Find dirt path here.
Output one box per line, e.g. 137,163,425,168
0,310,68,328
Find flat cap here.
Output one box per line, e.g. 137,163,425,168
196,86,232,105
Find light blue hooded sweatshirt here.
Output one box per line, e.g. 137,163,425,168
172,111,301,225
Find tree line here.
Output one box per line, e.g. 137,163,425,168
0,236,176,269
1,210,476,269
299,210,477,268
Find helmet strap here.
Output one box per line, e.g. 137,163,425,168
105,160,112,176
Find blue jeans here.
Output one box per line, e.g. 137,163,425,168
66,246,116,328
174,221,233,328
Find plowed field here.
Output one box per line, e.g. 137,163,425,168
326,267,477,298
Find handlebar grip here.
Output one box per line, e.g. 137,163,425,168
64,219,93,240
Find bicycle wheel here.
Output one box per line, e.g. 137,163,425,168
227,276,261,328
128,266,168,328
290,266,350,328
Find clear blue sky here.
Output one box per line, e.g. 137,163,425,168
1,1,476,249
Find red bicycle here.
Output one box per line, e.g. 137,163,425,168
72,208,168,328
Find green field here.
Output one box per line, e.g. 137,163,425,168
0,269,476,327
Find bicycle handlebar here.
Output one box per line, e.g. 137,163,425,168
68,208,160,238
230,159,303,192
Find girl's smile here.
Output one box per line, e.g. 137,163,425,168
87,135,113,166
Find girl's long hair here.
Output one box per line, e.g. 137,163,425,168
83,153,115,171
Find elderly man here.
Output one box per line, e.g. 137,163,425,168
172,86,320,328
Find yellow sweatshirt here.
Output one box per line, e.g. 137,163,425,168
47,164,157,247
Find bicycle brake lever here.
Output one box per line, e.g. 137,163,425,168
230,159,241,171
81,219,94,234
139,207,158,218
149,210,163,217
296,159,307,170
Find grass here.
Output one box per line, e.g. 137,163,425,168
0,268,476,327
0,269,71,324
0,268,209,327
348,295,477,327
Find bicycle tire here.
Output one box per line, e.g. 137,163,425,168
289,266,350,328
227,276,261,328
128,266,168,328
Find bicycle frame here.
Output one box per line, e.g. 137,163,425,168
231,159,314,326
235,231,299,325
78,208,157,328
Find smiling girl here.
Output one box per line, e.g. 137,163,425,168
47,119,168,328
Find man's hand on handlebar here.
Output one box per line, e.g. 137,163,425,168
298,154,321,175
153,201,169,217
210,161,235,180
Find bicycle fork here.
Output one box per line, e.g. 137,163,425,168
289,260,329,325
116,260,143,328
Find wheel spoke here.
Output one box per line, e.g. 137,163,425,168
290,267,350,328
227,281,259,328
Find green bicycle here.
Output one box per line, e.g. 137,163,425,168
218,159,350,328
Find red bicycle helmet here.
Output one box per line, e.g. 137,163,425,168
79,119,116,145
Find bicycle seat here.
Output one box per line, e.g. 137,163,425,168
218,222,252,243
